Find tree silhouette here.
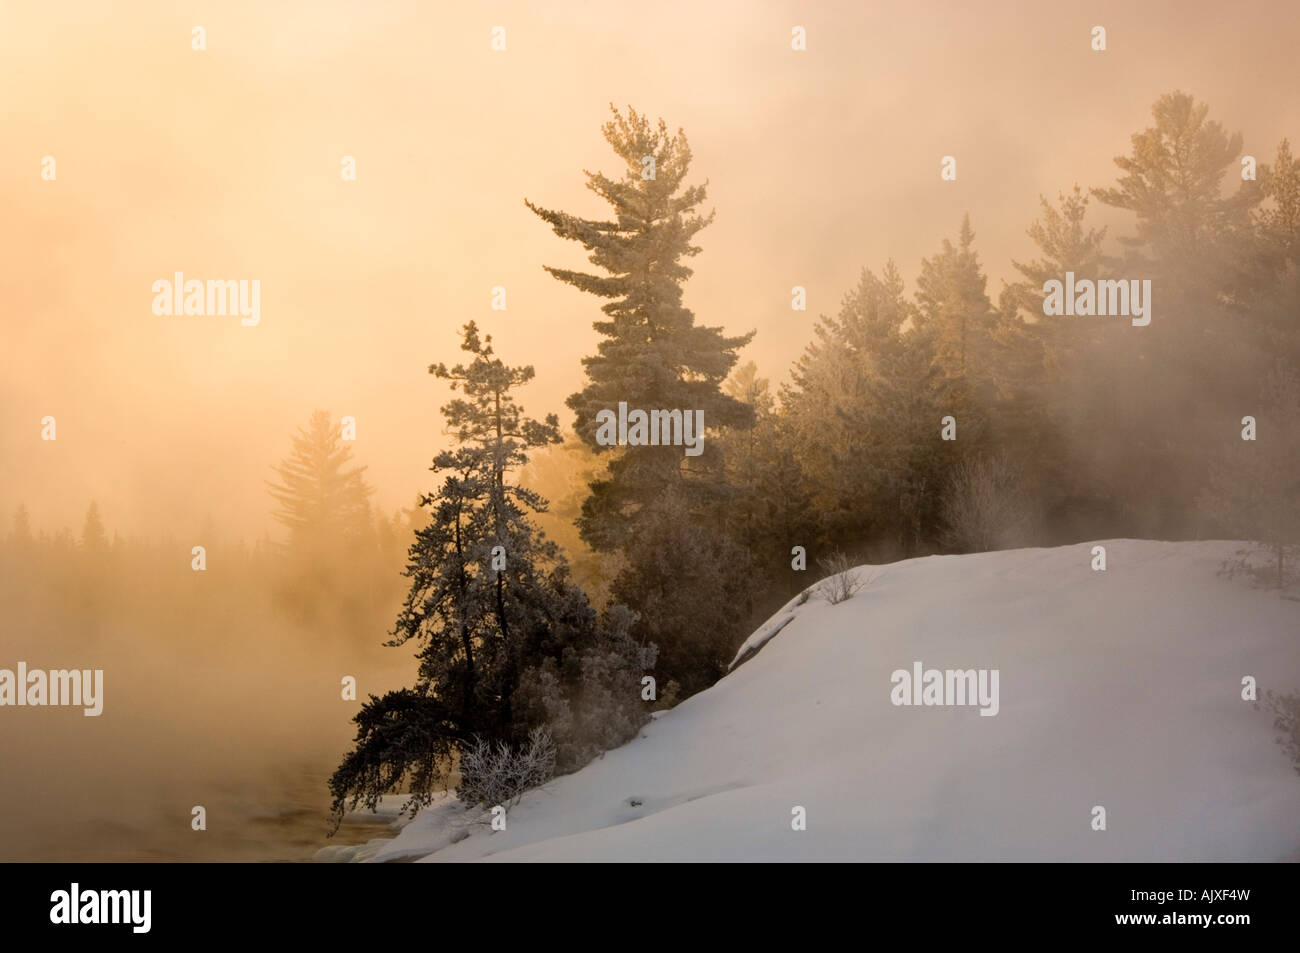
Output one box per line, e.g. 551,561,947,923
267,410,373,552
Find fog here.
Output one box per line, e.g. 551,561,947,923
4,0,1297,537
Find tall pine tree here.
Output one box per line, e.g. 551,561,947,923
1091,93,1263,535
526,105,754,551
526,107,757,695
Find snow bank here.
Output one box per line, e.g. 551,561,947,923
345,541,1300,862
312,793,445,863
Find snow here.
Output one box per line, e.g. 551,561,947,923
319,541,1300,862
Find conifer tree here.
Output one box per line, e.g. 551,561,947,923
329,323,652,825
914,215,999,422
9,505,33,549
401,321,564,733
1200,366,1300,587
1091,93,1264,535
526,105,754,551
1256,139,1300,258
267,409,373,552
80,501,108,553
719,364,818,603
1005,186,1115,324
526,107,758,696
1093,91,1259,292
782,262,942,554
1246,139,1300,375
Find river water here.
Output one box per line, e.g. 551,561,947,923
1,601,416,862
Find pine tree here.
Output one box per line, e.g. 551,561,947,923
526,107,758,696
267,409,373,552
1093,91,1259,293
518,430,619,605
1256,139,1300,258
1005,185,1115,322
1091,93,1265,535
526,105,755,551
1245,140,1300,375
1003,185,1116,390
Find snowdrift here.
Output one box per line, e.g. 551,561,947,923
328,540,1300,862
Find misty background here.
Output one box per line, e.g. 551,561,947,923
4,0,1298,539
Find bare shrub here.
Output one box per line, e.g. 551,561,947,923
940,454,1036,553
456,726,556,810
816,551,867,605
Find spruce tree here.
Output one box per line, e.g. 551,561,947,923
719,363,818,604
404,321,564,734
914,215,999,422
267,409,373,552
329,323,652,825
782,262,942,554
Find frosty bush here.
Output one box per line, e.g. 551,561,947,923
513,603,658,773
940,454,1035,553
457,725,557,810
1215,544,1300,591
1260,690,1300,778
816,551,866,605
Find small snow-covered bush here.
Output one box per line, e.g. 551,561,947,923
456,726,556,810
816,552,866,605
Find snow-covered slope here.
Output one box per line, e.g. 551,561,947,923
339,541,1300,862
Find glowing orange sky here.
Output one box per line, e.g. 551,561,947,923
3,0,1298,539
